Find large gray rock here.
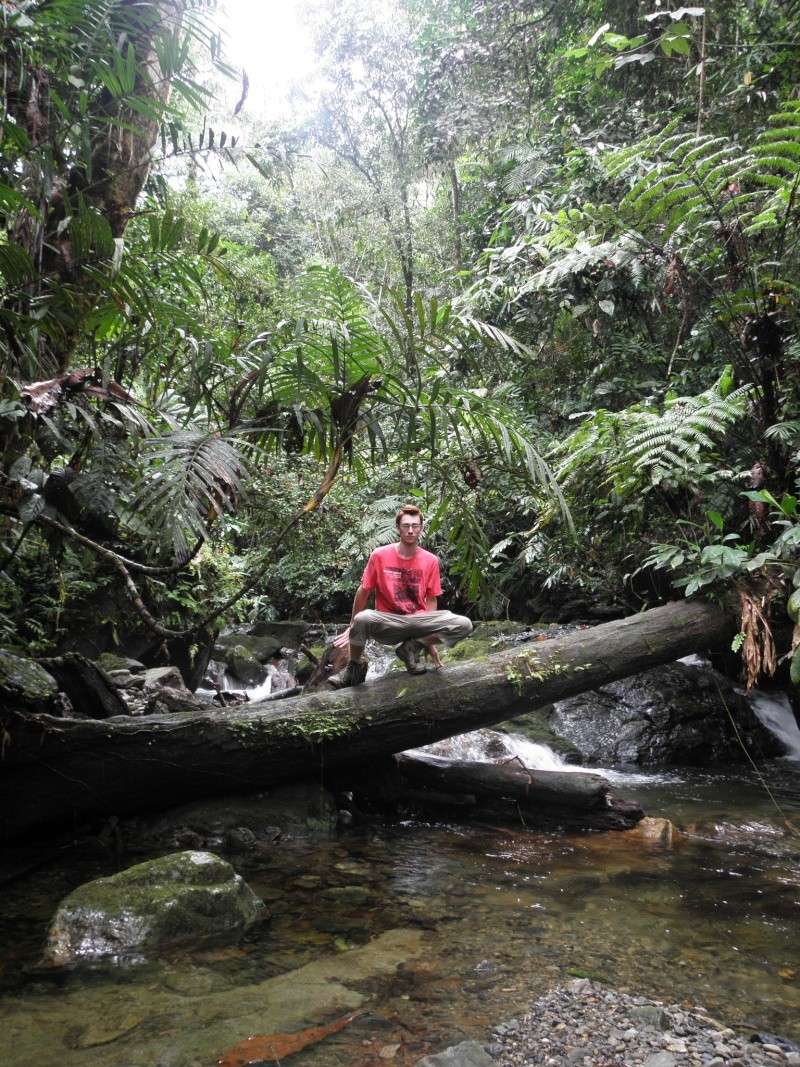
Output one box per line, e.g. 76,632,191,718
95,652,146,674
142,665,187,691
228,644,266,686
0,649,58,711
549,662,784,766
214,631,283,665
44,851,264,966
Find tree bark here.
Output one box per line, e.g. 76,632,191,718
0,600,735,841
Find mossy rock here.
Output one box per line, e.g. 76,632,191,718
44,851,264,966
214,632,283,665
228,645,265,686
0,649,58,710
140,784,337,846
495,709,584,760
95,652,145,674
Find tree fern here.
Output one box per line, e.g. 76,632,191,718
623,382,751,484
551,372,750,496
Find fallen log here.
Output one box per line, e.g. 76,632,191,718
392,752,644,830
0,600,735,841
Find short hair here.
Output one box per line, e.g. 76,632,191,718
395,503,423,526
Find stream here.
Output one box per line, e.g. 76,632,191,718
1,684,799,1065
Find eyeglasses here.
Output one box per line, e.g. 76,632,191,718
398,523,421,530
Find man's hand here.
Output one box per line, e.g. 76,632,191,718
333,626,351,649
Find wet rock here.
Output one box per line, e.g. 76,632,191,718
490,981,789,1067
73,1012,144,1048
228,645,265,686
0,649,58,711
322,885,372,905
143,665,187,691
415,1040,496,1066
43,851,264,965
95,653,146,674
214,632,284,679
248,620,309,647
630,1004,671,1029
223,826,258,853
550,662,783,765
143,686,213,715
106,669,145,689
130,784,335,850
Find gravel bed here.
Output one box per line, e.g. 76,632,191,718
487,979,800,1067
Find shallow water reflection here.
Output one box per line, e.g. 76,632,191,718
1,763,799,1066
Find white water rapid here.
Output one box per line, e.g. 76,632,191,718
747,689,800,761
411,728,678,785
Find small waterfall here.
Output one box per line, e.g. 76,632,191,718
410,729,676,785
748,689,800,760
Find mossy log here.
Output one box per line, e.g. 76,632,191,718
0,600,735,841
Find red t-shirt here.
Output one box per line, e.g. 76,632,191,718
361,544,442,614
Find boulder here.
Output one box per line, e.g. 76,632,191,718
549,661,784,766
43,851,264,966
142,686,213,715
95,652,146,674
214,632,283,665
126,784,337,852
228,644,266,686
142,665,187,691
0,649,58,711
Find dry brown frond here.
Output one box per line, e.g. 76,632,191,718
739,587,777,690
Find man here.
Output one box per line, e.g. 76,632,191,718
329,503,473,688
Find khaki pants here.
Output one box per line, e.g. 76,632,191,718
349,609,473,650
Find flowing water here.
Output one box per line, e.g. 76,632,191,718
1,699,799,1065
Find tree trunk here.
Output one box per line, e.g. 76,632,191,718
0,600,735,841
384,753,644,830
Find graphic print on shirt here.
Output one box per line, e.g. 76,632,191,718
385,565,423,612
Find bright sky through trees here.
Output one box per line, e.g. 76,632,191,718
222,0,316,119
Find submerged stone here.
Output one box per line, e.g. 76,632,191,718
43,851,264,966
135,783,337,848
415,1040,496,1066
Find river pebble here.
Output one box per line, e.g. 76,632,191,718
488,980,799,1066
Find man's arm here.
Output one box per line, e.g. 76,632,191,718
333,584,372,648
425,595,438,611
352,584,372,618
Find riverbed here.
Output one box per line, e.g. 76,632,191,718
1,750,798,1066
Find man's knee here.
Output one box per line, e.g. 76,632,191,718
445,614,472,644
350,610,379,643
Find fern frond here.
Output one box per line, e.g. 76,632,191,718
623,383,751,483
128,430,248,561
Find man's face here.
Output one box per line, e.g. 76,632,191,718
397,515,423,547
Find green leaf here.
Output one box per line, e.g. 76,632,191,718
707,510,724,531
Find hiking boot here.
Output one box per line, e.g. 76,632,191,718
395,639,427,675
329,658,368,689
